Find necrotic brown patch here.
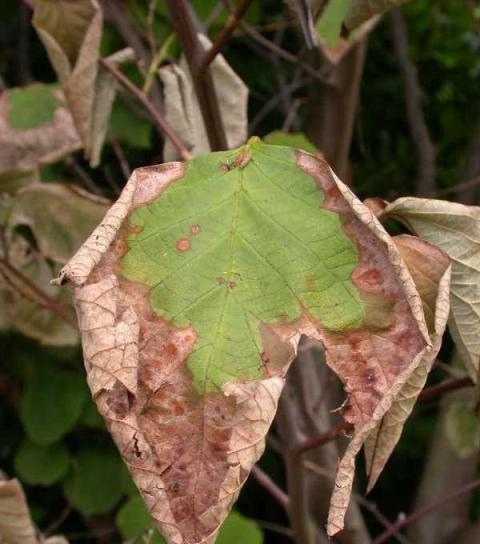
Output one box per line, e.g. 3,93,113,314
190,224,201,235
88,230,238,542
296,151,427,426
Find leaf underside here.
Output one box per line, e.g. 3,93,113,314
60,140,428,543
364,235,451,490
384,197,480,382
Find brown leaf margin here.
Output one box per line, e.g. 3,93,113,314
364,235,452,491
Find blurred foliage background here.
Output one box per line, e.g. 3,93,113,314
1,1,480,543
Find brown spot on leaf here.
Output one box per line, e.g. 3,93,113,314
176,238,191,252
102,380,132,420
228,280,237,290
114,239,127,255
190,224,201,236
306,276,316,291
129,225,144,234
216,276,225,285
233,148,252,169
220,161,233,172
133,162,185,207
164,343,178,357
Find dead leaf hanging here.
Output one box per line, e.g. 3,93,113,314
383,197,480,382
364,234,451,490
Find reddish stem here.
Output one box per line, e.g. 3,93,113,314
250,465,289,511
199,0,253,71
372,478,480,544
99,58,191,161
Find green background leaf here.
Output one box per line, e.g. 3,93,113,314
7,84,62,130
64,446,125,516
116,496,263,544
20,362,87,444
14,439,70,485
316,0,351,46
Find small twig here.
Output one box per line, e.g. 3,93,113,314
256,520,294,539
391,9,436,196
63,155,102,195
295,422,353,455
241,22,331,84
250,465,289,511
166,0,228,151
100,58,191,161
356,496,412,544
0,257,77,329
436,174,480,196
372,478,480,544
305,460,412,544
146,0,159,57
282,97,304,132
418,376,473,402
110,138,131,180
295,376,474,455
43,502,73,537
199,0,253,71
249,78,308,134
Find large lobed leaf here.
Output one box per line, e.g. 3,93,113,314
384,197,480,381
57,139,429,542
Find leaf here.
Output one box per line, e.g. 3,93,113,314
0,235,79,346
7,84,62,130
216,511,263,544
108,100,152,150
0,170,39,195
318,14,380,65
0,479,37,544
33,0,124,166
56,139,429,542
159,34,248,161
383,197,480,381
263,131,320,155
0,85,81,183
10,183,110,264
20,361,87,445
14,439,70,486
316,0,351,46
0,183,108,345
89,48,135,167
116,496,166,544
344,0,412,31
444,399,480,459
64,447,125,516
364,234,451,490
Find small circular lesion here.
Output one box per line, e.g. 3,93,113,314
176,238,191,252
